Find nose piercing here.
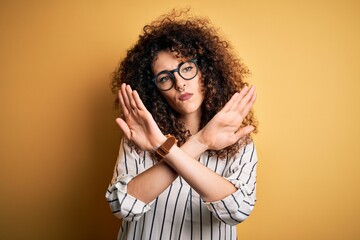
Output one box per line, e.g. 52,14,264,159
178,84,186,92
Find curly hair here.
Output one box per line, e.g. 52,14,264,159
111,9,258,159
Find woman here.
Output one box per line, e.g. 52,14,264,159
106,10,258,240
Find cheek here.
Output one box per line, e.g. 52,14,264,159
160,91,176,105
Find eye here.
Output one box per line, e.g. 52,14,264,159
158,75,171,83
182,66,193,73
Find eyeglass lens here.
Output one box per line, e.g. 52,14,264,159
155,61,198,91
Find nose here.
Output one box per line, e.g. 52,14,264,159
173,72,186,92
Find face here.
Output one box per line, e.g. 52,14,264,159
152,50,204,119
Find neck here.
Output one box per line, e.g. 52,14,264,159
179,110,202,135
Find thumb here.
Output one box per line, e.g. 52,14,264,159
234,125,254,139
115,118,131,139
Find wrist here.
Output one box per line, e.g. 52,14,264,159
191,130,210,152
153,135,168,151
155,134,177,160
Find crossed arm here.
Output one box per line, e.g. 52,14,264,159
115,83,256,203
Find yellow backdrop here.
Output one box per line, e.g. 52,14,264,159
1,0,359,239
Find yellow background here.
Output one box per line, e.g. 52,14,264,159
1,0,359,239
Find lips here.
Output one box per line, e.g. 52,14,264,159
179,93,193,101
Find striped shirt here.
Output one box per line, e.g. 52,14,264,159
106,139,258,240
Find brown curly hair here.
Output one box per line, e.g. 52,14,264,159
111,9,258,159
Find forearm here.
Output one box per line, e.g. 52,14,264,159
127,160,177,204
128,133,237,203
117,84,255,204
127,136,208,204
164,140,237,203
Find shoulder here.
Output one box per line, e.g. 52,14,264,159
234,140,257,160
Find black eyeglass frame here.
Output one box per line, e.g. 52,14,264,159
151,59,199,91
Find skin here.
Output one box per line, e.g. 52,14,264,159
152,51,204,134
115,51,257,203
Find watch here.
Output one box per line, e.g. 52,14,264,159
155,134,177,160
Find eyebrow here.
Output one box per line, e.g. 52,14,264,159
153,61,182,76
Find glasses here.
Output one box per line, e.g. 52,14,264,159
152,59,198,91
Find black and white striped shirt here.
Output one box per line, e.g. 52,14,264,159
106,139,258,240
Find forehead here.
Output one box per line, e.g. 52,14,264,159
152,50,188,72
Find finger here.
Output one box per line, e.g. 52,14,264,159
241,85,256,105
222,92,240,112
133,90,147,110
239,90,257,117
118,90,129,116
115,117,132,139
121,83,132,111
229,86,249,111
231,85,255,112
125,85,138,111
234,125,254,139
238,85,250,99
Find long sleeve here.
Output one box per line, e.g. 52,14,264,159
204,141,258,225
106,139,258,239
105,139,155,222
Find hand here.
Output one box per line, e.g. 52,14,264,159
196,85,257,150
116,84,167,151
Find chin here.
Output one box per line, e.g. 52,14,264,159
178,106,202,116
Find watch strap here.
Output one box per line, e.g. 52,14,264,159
155,134,177,160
